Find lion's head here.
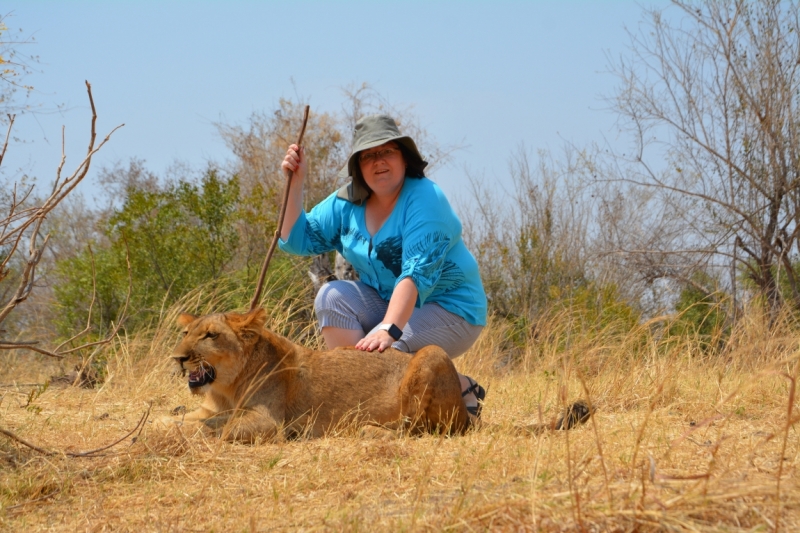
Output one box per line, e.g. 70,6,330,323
172,308,268,394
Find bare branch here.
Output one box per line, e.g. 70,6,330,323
603,0,800,314
0,403,152,457
0,234,49,325
0,114,14,168
0,343,62,358
0,81,125,359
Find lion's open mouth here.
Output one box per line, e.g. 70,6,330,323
188,362,216,388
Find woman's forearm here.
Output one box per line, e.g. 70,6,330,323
354,277,418,352
383,277,418,329
280,173,304,240
280,144,306,240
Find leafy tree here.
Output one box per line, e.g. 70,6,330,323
216,99,349,276
173,168,241,280
664,272,729,350
54,167,241,332
53,245,127,336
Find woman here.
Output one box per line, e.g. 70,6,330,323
279,115,488,417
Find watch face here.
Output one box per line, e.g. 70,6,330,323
379,323,402,341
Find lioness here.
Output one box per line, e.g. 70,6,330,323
164,308,592,442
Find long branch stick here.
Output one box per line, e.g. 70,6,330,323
5,489,60,512
249,105,310,311
0,403,151,457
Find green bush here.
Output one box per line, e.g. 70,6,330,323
663,273,729,352
54,167,242,334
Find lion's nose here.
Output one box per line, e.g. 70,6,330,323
172,355,190,367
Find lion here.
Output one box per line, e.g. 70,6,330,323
162,308,593,442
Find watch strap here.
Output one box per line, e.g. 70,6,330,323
378,323,403,341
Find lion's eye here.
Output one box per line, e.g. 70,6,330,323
202,331,219,340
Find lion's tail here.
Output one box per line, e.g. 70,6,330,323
514,399,595,436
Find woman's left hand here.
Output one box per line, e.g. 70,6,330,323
356,330,394,352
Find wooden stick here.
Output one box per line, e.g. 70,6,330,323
0,426,52,455
0,403,151,457
5,489,60,511
249,105,310,311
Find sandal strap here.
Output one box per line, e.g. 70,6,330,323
462,377,486,419
462,377,480,398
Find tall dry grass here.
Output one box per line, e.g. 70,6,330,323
1,283,799,531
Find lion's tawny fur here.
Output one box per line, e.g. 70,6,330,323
166,308,470,442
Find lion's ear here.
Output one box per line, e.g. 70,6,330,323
246,308,268,330
226,308,267,339
177,313,198,327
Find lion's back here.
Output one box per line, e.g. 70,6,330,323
294,347,414,423
309,346,412,393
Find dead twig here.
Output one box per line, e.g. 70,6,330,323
0,343,65,359
249,105,310,311
0,426,52,454
0,81,124,333
4,489,60,512
0,114,14,169
0,402,151,457
0,158,133,360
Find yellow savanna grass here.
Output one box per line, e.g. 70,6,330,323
1,286,799,531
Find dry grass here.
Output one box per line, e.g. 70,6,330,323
1,300,799,531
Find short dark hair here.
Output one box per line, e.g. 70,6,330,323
396,143,426,178
351,142,426,196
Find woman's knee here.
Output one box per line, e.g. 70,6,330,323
399,323,483,359
314,280,356,313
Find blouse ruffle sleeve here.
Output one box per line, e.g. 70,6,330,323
278,192,342,256
396,183,462,305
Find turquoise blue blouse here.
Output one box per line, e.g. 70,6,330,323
279,177,487,326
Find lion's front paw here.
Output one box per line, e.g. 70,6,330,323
359,425,396,440
152,415,210,437
153,415,180,430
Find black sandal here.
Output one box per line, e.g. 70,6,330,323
462,377,486,418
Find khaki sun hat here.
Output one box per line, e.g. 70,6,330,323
336,115,428,204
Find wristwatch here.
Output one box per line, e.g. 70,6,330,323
376,323,403,341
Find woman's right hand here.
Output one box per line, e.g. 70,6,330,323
282,144,307,183
280,144,307,240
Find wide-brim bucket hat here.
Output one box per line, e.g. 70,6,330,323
336,114,428,204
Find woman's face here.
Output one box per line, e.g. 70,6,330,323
358,141,406,199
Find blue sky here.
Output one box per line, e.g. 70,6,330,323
1,1,664,203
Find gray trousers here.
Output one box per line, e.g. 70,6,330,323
314,280,483,358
